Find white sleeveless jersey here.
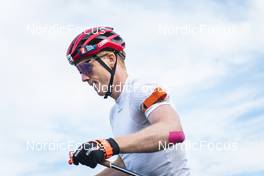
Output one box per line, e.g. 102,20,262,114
110,77,190,176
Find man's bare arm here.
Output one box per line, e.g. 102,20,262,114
115,104,184,153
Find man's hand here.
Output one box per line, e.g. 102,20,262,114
72,138,120,168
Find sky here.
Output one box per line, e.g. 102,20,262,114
0,0,263,175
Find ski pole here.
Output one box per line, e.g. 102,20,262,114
100,160,142,176
68,151,143,176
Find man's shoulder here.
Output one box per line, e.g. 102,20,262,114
125,77,165,110
126,77,159,96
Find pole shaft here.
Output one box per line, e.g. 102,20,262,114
101,160,142,176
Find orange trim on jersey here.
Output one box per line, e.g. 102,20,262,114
141,87,167,112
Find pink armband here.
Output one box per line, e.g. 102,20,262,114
168,131,185,144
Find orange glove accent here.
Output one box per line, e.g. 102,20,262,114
97,139,114,159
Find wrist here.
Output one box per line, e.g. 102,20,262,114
97,138,120,159
106,138,120,155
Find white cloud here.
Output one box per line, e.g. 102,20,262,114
0,0,263,175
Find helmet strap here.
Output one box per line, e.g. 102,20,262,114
94,51,118,99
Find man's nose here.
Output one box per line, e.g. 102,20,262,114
81,74,90,82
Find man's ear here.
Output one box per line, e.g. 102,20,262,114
107,53,117,69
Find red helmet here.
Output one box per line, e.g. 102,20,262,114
66,26,125,65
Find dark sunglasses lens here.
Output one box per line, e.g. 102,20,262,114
76,62,92,75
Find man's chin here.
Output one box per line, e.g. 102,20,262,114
96,91,105,96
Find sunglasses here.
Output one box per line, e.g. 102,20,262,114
76,59,93,75
76,53,111,75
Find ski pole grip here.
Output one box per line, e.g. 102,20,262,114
68,151,74,165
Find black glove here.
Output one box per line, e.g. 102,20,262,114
72,138,120,168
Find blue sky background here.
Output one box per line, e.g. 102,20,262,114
0,0,263,175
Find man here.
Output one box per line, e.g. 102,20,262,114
66,26,190,176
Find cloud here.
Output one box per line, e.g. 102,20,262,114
0,0,263,175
